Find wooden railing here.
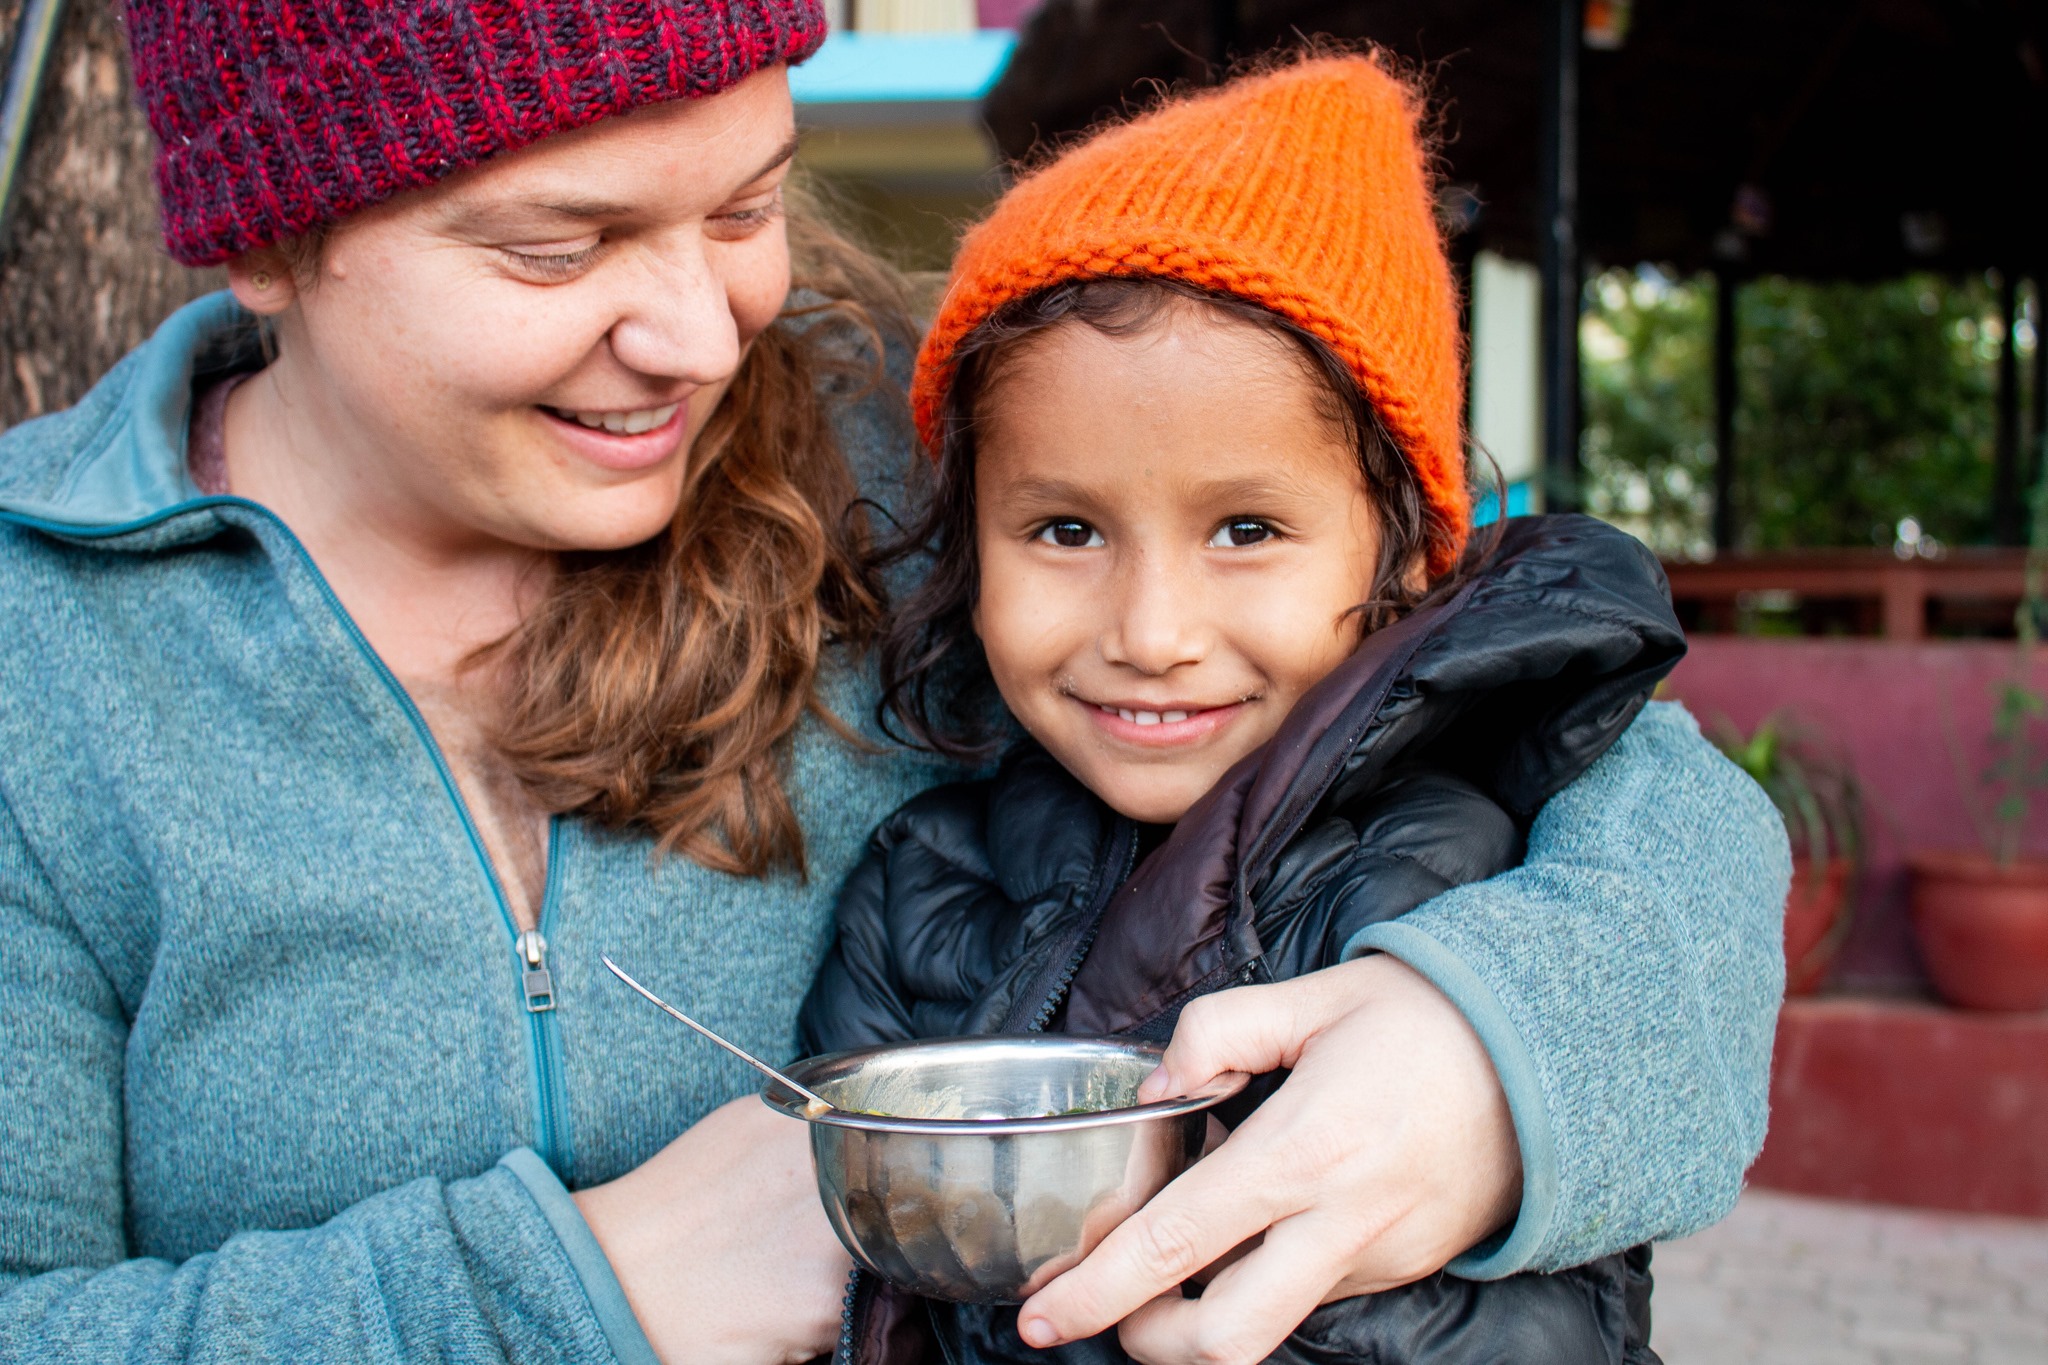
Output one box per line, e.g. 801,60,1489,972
1663,549,2029,639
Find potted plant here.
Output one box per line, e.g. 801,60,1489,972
1910,474,2048,1011
1712,714,1862,995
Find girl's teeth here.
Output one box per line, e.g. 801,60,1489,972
559,403,679,435
1098,705,1195,725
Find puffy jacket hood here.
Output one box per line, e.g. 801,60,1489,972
1064,513,1685,1035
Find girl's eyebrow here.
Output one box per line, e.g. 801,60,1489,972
1179,473,1322,504
993,472,1325,507
987,475,1104,509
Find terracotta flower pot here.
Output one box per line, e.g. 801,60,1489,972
1907,851,2048,1012
1784,856,1853,996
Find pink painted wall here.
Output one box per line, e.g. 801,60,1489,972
1665,638,2048,991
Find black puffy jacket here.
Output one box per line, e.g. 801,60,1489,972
800,516,1684,1365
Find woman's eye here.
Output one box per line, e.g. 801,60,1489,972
1209,518,1276,548
1035,520,1103,549
708,190,786,240
500,241,603,280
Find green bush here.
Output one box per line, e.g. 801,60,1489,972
1580,269,2018,555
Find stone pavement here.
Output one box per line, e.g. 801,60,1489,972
1651,1189,2048,1364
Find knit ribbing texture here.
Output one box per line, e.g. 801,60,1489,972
124,1,828,266
914,55,1472,573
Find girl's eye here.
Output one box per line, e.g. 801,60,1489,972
1209,518,1276,548
501,240,602,280
1035,520,1104,549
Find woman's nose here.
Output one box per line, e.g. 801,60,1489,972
1101,553,1208,675
606,235,743,384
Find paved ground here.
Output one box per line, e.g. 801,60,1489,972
1652,1190,2048,1364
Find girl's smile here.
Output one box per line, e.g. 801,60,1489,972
1073,692,1256,748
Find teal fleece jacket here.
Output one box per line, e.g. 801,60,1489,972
0,295,1788,1362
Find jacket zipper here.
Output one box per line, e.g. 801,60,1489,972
2,499,576,1180
1027,818,1140,1034
270,509,577,1178
517,818,573,1175
834,1271,861,1365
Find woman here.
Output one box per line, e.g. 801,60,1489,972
0,4,1786,1363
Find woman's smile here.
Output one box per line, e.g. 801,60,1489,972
537,398,692,472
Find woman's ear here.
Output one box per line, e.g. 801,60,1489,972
225,248,298,316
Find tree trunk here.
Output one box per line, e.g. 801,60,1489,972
1,0,219,433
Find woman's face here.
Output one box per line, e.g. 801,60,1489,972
971,307,1385,825
238,66,797,553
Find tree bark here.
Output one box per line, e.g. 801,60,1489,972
1,0,219,433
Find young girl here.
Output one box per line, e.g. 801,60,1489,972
800,55,1757,1363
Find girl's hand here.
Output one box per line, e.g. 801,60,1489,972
574,1096,850,1365
1017,955,1522,1363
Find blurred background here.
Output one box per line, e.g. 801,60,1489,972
4,3,2047,1359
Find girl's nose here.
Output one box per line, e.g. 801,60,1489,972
1100,552,1208,676
606,235,743,385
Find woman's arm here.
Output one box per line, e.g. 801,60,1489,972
1015,700,1789,1360
0,791,841,1365
1350,700,1789,1273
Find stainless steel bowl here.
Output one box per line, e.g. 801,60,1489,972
762,1035,1247,1304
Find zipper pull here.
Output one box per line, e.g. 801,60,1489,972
516,930,556,1013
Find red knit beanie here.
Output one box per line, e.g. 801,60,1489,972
124,1,828,266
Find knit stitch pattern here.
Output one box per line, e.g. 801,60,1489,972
124,1,828,265
913,55,1471,573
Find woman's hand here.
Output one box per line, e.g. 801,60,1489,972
1017,954,1522,1363
574,1096,850,1365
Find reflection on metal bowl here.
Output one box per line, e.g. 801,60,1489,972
762,1035,1247,1304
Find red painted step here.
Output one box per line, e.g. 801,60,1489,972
1750,997,2048,1217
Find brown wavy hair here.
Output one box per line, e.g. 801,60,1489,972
488,205,914,877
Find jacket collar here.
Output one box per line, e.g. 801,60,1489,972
0,292,259,537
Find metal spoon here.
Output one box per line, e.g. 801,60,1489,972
601,956,835,1117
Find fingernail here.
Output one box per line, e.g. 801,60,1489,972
1018,1316,1057,1347
1137,1065,1170,1101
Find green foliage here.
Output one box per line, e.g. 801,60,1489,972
1581,273,1715,555
1982,679,2048,864
1976,470,2048,866
1581,270,2013,554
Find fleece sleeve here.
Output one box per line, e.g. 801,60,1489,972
0,794,655,1365
1344,701,1790,1278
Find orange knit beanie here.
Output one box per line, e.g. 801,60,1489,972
913,54,1470,573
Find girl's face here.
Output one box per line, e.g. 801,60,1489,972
973,306,1386,825
232,66,797,553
